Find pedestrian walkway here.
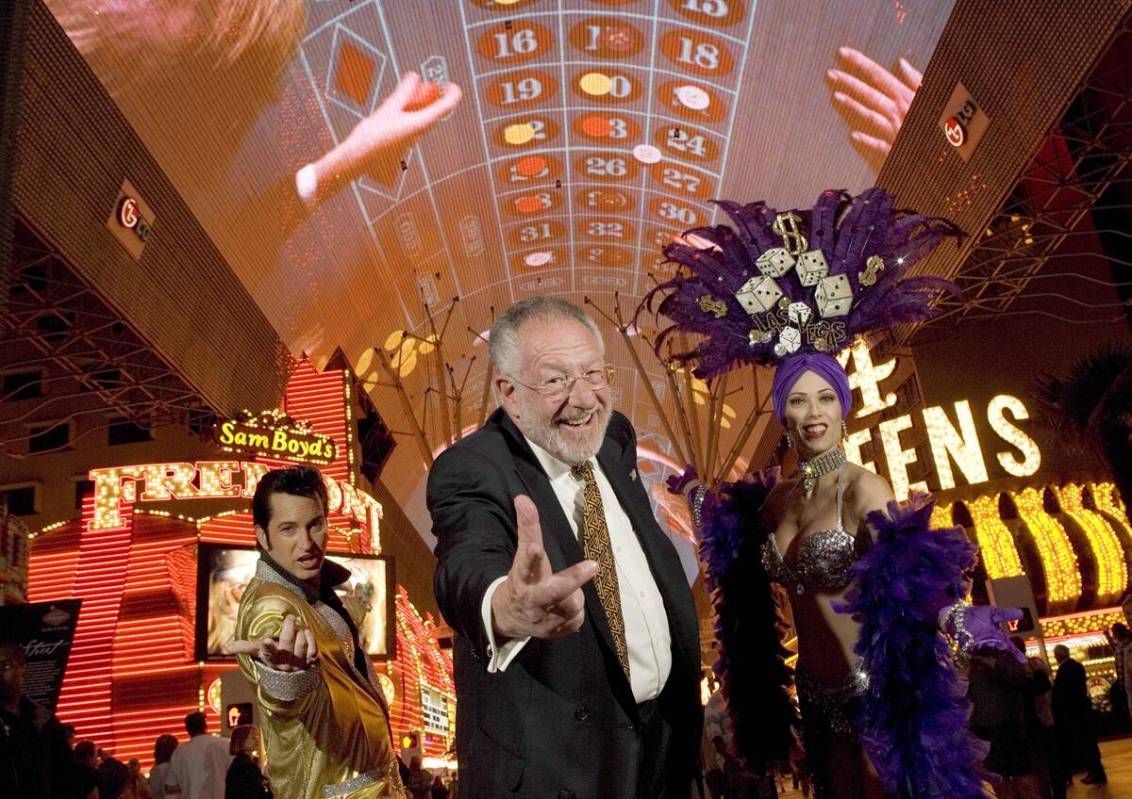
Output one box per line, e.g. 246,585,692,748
1067,737,1132,798
768,736,1132,798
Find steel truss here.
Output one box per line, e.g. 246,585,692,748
1,217,216,453
931,19,1132,327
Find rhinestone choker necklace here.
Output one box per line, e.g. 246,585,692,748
799,447,846,494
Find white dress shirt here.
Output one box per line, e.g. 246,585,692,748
164,733,231,799
481,437,672,703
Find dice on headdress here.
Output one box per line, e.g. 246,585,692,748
755,247,796,278
796,250,830,287
814,274,853,318
734,276,783,315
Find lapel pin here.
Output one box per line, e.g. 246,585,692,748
629,469,638,481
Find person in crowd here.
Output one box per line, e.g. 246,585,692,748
1106,621,1132,724
1051,644,1106,789
164,712,231,799
225,467,405,798
967,643,1041,798
75,740,101,799
429,774,448,799
147,735,178,799
0,639,77,798
652,189,1020,798
126,758,150,799
1011,639,1054,799
404,755,431,799
97,754,132,799
224,725,270,799
429,297,702,797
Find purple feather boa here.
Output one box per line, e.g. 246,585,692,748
702,478,990,796
837,495,989,798
698,470,798,768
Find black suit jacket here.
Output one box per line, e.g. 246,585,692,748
1052,656,1092,725
429,409,701,799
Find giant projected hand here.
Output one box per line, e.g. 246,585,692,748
490,496,599,641
827,48,922,168
300,71,463,204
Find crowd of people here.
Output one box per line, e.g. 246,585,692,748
0,684,461,799
694,634,1119,799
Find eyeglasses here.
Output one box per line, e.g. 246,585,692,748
511,366,615,400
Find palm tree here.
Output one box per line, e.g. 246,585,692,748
1036,342,1132,521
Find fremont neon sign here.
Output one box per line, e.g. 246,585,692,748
88,461,382,542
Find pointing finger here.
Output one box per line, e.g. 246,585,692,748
279,615,297,653
513,496,548,584
222,639,260,656
533,560,598,607
836,47,909,101
515,540,547,586
897,57,924,91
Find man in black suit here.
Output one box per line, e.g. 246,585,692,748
429,297,701,799
1051,644,1106,790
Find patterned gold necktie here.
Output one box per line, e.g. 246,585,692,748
571,462,630,679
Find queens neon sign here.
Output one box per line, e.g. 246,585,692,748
88,461,382,546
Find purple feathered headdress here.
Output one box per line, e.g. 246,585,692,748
640,188,962,380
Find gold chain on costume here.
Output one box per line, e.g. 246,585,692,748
572,462,630,679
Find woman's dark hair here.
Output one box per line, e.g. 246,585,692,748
251,466,328,545
229,724,260,756
153,734,178,765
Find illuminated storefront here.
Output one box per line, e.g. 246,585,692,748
25,359,455,767
841,335,1132,688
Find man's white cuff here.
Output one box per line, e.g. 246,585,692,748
481,576,530,672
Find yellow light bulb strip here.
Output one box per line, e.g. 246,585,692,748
1040,609,1123,639
1092,483,1132,538
963,495,1025,579
1054,484,1127,607
1012,487,1081,610
930,503,954,531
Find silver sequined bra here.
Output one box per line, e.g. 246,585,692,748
761,465,857,595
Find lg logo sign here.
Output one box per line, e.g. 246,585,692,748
117,197,152,242
106,180,154,259
944,97,979,148
938,83,989,162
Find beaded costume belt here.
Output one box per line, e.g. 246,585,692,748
796,663,869,736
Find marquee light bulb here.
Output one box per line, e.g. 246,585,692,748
922,401,989,491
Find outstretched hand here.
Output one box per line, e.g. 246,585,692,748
961,605,1026,663
827,47,922,165
312,71,463,194
491,496,598,641
224,614,318,672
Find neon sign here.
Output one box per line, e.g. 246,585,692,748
214,410,336,465
845,394,1042,501
87,461,382,546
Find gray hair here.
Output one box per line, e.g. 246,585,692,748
489,297,604,378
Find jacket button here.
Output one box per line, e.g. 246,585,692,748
574,704,590,721
558,791,577,799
